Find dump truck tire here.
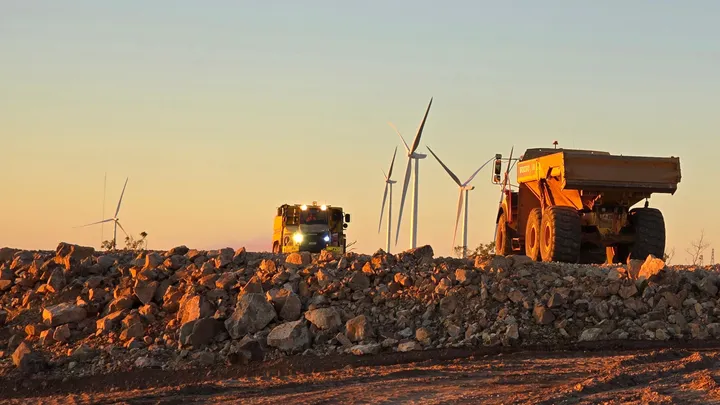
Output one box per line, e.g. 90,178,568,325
525,208,542,261
628,208,665,260
495,212,513,256
540,206,581,263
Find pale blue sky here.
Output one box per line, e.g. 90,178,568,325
1,1,719,262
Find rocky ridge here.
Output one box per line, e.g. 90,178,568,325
1,243,720,382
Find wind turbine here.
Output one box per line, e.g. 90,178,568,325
426,146,495,258
389,97,433,249
378,147,398,253
76,177,130,250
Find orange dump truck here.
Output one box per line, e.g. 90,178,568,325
493,148,681,264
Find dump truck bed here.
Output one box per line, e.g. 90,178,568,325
517,149,681,194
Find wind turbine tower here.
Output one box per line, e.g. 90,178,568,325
378,147,398,253
389,97,433,249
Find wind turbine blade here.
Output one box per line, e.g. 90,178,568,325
409,97,433,153
426,145,462,186
394,156,413,245
114,177,129,217
462,156,495,186
381,168,388,180
387,146,398,179
74,218,115,228
378,182,389,233
388,122,411,154
452,188,464,249
115,221,130,238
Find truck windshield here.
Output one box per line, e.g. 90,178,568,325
300,208,328,225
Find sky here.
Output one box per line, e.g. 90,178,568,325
1,1,719,262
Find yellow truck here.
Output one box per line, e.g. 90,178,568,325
272,202,351,254
492,147,681,264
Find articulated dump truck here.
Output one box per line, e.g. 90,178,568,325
494,148,681,264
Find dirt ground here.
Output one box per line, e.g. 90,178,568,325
4,341,720,404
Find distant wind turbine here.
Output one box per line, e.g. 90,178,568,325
101,172,107,247
389,97,433,249
426,146,495,258
378,147,398,253
76,177,129,250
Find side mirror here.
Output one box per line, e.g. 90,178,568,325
344,214,351,223
492,154,502,183
277,208,282,216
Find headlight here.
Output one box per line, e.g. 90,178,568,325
293,232,304,243
323,235,330,242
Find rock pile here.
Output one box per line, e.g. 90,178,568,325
1,242,720,380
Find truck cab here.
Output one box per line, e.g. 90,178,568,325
272,202,351,254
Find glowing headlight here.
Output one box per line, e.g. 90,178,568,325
300,205,307,211
323,235,330,242
320,205,327,211
293,232,304,243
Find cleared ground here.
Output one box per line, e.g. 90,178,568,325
3,341,720,404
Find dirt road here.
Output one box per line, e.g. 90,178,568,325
3,341,720,404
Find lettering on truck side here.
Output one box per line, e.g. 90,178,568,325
517,161,535,182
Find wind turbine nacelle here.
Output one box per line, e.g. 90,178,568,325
410,152,427,159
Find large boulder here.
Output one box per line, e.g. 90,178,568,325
12,342,46,373
179,317,223,347
305,307,342,331
0,247,19,263
224,293,276,339
54,242,94,270
346,315,373,342
42,303,87,327
177,294,214,325
267,320,310,351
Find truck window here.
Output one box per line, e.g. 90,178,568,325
300,208,328,225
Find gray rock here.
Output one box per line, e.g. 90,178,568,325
350,343,382,355
12,342,45,372
224,293,276,340
279,294,302,321
267,320,310,351
348,271,370,291
579,328,606,342
305,307,342,331
346,315,373,342
134,279,158,305
179,317,223,347
43,303,87,327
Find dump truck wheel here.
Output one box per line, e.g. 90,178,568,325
525,208,542,261
540,206,581,263
628,208,665,260
495,212,513,256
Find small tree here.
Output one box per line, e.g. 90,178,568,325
124,232,148,251
140,231,148,250
346,240,357,252
663,247,675,265
456,241,495,260
686,230,710,265
101,239,116,251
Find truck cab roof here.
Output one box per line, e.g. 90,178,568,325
520,148,611,161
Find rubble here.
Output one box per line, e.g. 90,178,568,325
2,242,720,381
